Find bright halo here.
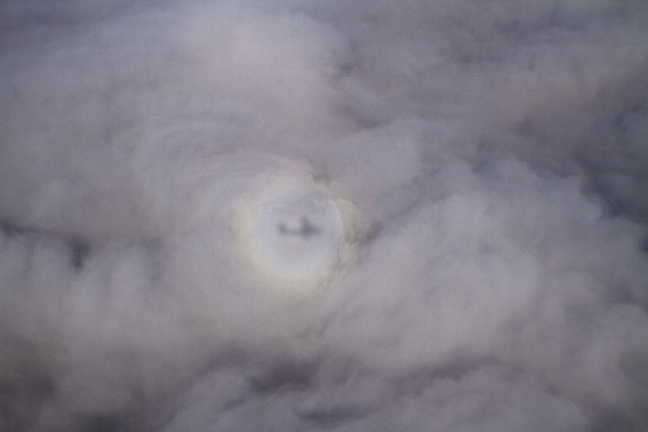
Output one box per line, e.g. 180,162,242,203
233,168,356,295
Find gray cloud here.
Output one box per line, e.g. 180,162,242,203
1,0,648,431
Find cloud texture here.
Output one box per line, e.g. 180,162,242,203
1,0,648,431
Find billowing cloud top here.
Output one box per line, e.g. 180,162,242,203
1,0,648,431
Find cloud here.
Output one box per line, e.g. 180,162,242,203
1,0,647,431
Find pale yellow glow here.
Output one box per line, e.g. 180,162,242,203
231,167,359,295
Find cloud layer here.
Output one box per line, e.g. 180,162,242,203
1,0,648,431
